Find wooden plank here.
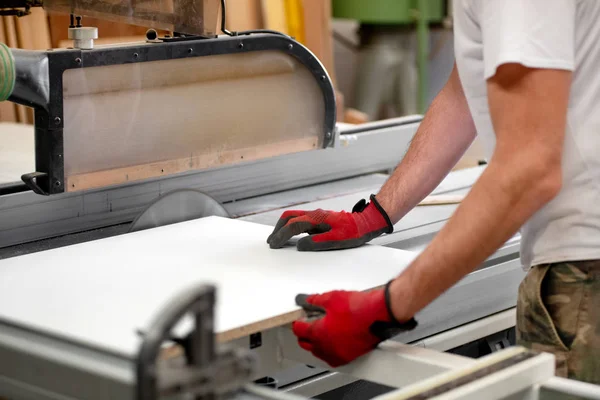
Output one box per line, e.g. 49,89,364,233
66,136,318,192
418,194,464,206
47,14,67,48
0,217,416,355
58,35,147,48
301,0,335,86
216,0,263,32
2,17,18,47
203,0,221,36
344,108,370,124
15,8,51,50
0,101,17,123
261,0,288,33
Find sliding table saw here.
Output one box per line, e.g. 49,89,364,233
0,216,599,400
0,0,599,398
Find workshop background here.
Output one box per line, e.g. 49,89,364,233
0,0,484,169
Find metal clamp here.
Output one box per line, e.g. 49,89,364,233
136,284,257,400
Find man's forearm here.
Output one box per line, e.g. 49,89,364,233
388,65,570,322
388,154,561,322
377,66,477,223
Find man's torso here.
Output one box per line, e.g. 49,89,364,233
453,0,600,268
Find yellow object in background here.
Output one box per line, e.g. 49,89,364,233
260,0,288,34
284,0,305,44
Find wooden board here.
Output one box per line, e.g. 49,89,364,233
14,8,51,50
418,194,464,206
302,0,335,86
65,136,318,192
0,217,416,357
261,0,288,33
58,35,146,48
218,0,263,32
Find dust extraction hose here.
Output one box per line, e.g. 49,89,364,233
0,43,15,101
0,43,49,109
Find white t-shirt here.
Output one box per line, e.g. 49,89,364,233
453,0,600,268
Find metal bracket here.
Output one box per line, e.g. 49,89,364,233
20,172,49,196
485,330,512,353
158,346,256,398
135,284,257,400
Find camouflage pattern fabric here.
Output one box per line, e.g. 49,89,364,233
517,261,600,384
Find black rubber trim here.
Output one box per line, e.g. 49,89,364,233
367,281,418,340
370,194,394,234
351,198,368,213
386,280,418,328
384,280,417,328
384,280,399,323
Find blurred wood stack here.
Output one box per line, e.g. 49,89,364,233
0,0,362,124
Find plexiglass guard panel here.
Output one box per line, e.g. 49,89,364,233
62,50,325,192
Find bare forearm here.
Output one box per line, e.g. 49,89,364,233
389,155,561,321
377,66,477,223
388,65,571,322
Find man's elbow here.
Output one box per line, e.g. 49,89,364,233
496,149,563,209
527,157,563,206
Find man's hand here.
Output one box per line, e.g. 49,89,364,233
292,283,417,367
267,195,393,251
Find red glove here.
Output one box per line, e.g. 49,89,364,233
292,282,417,367
267,195,393,251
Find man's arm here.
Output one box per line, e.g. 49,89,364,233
389,64,571,322
377,63,477,223
267,63,476,251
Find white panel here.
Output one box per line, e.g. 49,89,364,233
0,217,416,357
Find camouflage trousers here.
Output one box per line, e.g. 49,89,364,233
517,260,600,384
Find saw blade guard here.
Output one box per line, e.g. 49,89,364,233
0,32,336,195
61,46,329,192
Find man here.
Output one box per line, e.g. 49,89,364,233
267,0,600,384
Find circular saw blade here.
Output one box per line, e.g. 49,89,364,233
130,189,230,233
